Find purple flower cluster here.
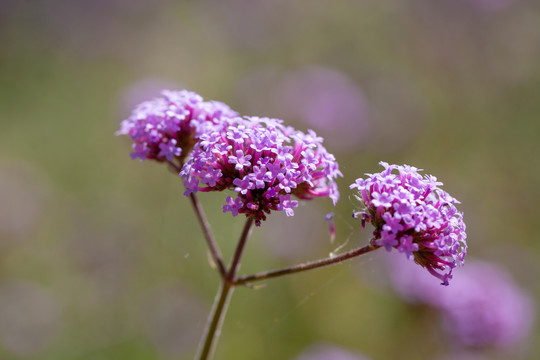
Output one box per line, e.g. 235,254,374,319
389,257,535,350
294,343,372,360
117,90,237,164
441,263,534,350
351,162,467,285
181,116,342,226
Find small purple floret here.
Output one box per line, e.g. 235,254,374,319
223,196,242,216
158,139,182,162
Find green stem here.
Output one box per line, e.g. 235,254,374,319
197,217,254,360
196,282,233,360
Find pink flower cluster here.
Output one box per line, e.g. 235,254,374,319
351,162,467,285
118,90,342,224
116,90,237,164
181,116,342,226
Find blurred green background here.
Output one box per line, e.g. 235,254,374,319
1,0,539,359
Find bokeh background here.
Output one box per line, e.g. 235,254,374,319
1,0,539,359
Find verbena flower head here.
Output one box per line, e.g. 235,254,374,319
389,257,535,350
116,90,237,164
350,162,467,285
181,116,342,226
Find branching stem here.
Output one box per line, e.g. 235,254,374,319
234,242,379,285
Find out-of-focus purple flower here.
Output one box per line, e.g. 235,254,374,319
294,343,372,360
440,262,535,350
117,90,237,165
351,162,467,285
277,66,370,151
234,65,370,152
389,256,535,350
181,117,342,226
